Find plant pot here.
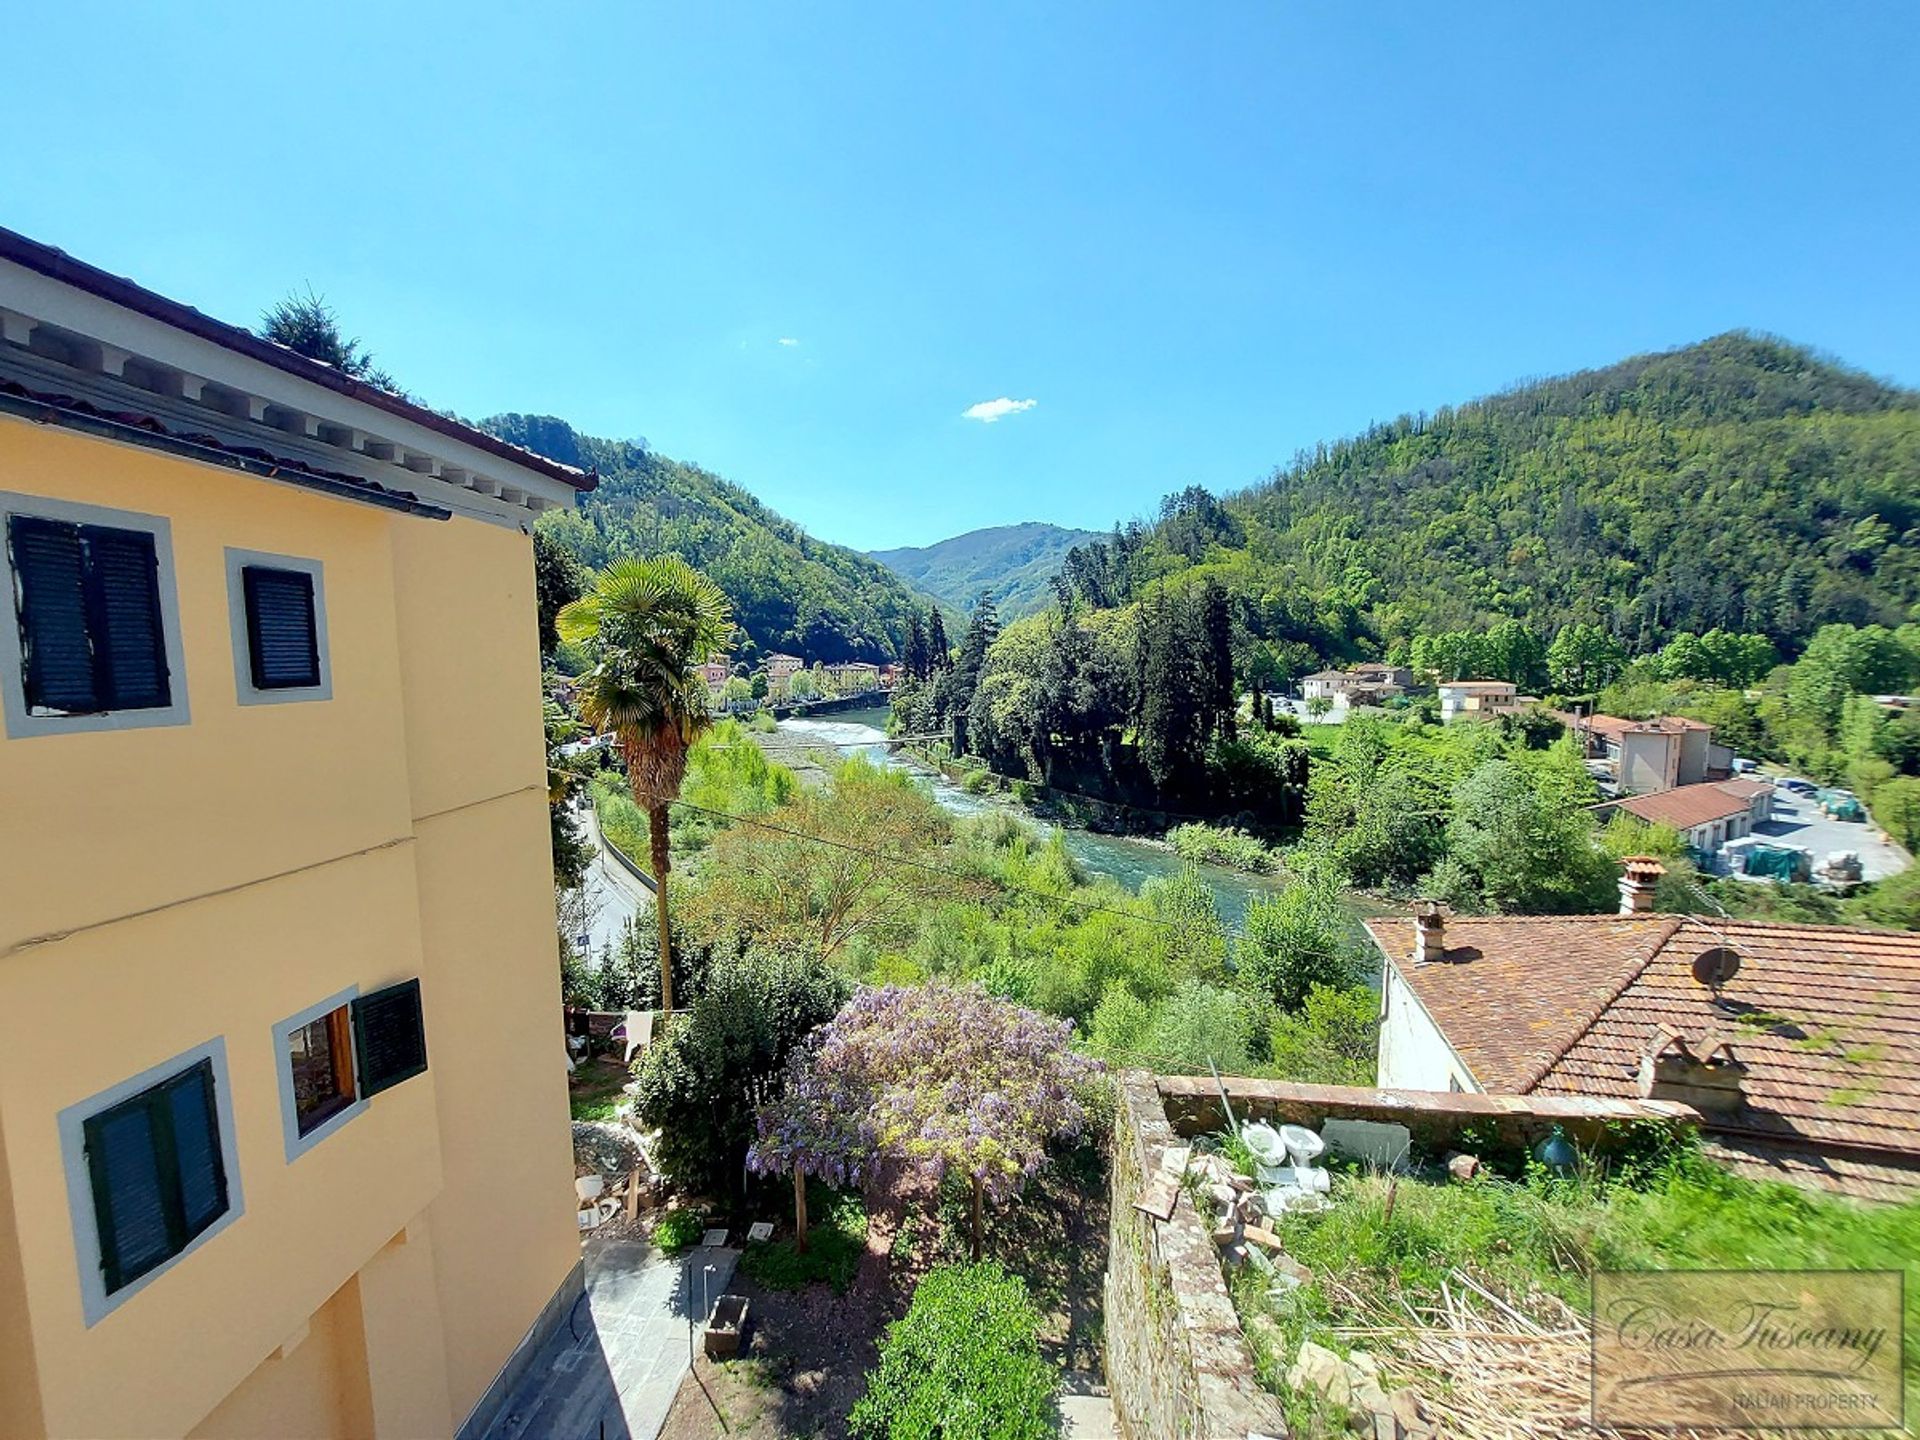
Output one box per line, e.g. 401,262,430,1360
704,1294,748,1359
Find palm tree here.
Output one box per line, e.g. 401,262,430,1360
556,557,731,1016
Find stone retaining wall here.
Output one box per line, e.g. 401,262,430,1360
1104,1075,1700,1439
1156,1076,1699,1156
1106,1071,1287,1440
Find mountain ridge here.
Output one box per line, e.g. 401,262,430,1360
488,414,925,664
870,521,1101,619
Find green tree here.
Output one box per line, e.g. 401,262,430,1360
1437,758,1613,913
1238,857,1358,1010
1790,625,1919,733
259,287,398,391
533,530,588,658
1548,623,1627,693
1871,775,1920,850
631,946,849,1198
558,556,732,1015
1267,984,1379,1086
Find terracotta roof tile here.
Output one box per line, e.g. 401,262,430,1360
1614,781,1758,830
1365,914,1683,1092
1370,913,1920,1197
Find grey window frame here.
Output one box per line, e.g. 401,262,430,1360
58,1037,244,1327
224,548,331,705
0,490,190,738
271,986,366,1163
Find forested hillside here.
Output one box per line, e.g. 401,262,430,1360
494,414,922,662
871,522,1100,619
1062,334,1920,684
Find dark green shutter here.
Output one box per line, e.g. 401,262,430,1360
82,1057,227,1295
8,516,97,712
5,514,170,715
242,567,321,690
353,980,428,1096
86,527,170,709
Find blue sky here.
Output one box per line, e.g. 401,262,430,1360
7,4,1918,549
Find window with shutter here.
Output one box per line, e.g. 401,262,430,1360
353,980,428,1096
242,566,321,690
81,1059,230,1295
6,514,171,715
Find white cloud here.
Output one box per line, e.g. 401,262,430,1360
777,336,801,347
961,396,1037,423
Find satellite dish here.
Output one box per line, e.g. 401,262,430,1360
1692,946,1741,989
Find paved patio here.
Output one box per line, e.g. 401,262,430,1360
481,1237,739,1440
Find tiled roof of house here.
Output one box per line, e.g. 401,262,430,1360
1563,712,1712,739
1536,920,1920,1167
1614,780,1759,829
1440,680,1517,692
1368,913,1920,1196
0,378,451,520
1366,914,1684,1091
0,225,593,492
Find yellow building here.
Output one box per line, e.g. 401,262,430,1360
0,228,592,1439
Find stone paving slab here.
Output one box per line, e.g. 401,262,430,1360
481,1239,740,1440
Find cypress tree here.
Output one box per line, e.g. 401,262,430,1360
927,608,952,672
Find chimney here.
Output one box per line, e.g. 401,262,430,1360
1638,1028,1746,1115
1618,855,1666,915
1411,899,1450,964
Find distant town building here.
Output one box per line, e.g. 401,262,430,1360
1437,679,1531,722
1300,663,1413,706
825,661,882,695
763,652,804,696
1555,712,1724,793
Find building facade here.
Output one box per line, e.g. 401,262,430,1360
1437,679,1528,722
0,228,588,1439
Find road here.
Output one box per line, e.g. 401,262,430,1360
575,802,655,961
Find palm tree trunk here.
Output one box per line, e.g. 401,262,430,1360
648,802,674,1016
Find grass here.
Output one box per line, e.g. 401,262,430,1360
738,1185,868,1292
1229,1146,1920,1422
568,1058,629,1122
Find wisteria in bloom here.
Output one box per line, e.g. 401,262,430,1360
747,985,1104,1216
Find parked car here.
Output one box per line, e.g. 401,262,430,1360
1731,757,1760,774
1779,777,1818,796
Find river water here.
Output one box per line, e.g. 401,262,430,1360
772,705,1287,930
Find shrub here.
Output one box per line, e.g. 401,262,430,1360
1266,984,1379,1086
652,1208,705,1254
1167,822,1278,873
961,767,993,794
850,1262,1058,1439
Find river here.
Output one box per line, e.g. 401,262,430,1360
772,705,1288,930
